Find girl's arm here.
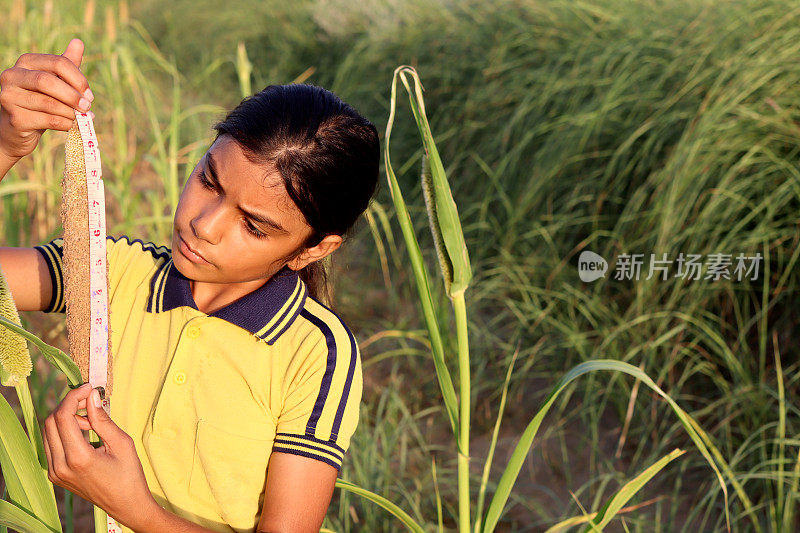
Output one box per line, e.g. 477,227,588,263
255,301,362,531
136,503,220,533
256,451,339,533
0,247,55,311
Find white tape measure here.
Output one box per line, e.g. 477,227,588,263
74,111,110,402
74,110,122,533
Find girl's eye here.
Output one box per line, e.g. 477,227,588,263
245,220,268,239
197,168,266,239
198,170,216,192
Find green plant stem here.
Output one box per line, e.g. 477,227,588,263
453,293,471,533
93,504,106,533
0,482,7,533
90,424,110,532
64,490,73,533
15,379,47,471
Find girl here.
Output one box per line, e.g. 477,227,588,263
0,38,379,532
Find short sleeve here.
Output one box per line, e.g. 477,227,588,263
33,235,169,314
274,306,363,472
33,238,65,313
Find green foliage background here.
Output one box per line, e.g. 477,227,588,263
1,0,798,530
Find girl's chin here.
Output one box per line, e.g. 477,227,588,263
171,256,191,277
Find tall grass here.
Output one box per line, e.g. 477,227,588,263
371,65,736,533
1,0,798,530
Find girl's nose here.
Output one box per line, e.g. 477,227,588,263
191,198,225,245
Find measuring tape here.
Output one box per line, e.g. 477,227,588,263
74,110,123,533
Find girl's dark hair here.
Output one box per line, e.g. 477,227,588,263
212,84,380,304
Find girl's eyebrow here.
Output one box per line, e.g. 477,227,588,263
205,152,287,234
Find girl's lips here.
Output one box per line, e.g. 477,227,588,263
179,236,210,264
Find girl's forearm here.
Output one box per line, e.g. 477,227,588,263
127,499,219,533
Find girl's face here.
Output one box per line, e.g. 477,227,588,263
171,134,314,288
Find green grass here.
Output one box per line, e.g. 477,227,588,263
1,0,799,531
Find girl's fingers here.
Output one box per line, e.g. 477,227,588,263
5,104,75,132
61,38,85,69
74,414,92,431
43,415,66,478
13,53,91,103
8,85,83,119
11,67,89,113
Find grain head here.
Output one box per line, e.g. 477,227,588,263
61,120,113,396
0,265,32,387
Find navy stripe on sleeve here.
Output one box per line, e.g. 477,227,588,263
319,302,357,440
298,309,337,436
271,447,341,471
33,241,64,313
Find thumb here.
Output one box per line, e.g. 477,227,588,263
61,38,84,68
87,387,119,444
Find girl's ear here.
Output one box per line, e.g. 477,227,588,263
287,234,343,271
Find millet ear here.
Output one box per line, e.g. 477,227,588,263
0,265,32,387
61,121,113,397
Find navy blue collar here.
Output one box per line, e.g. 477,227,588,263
146,255,307,344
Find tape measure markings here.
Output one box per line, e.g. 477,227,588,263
75,111,109,396
74,110,121,533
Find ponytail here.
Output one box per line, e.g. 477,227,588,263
297,260,331,306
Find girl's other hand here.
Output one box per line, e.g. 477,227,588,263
42,383,159,531
0,38,94,161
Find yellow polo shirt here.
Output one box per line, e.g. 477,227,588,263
34,235,362,532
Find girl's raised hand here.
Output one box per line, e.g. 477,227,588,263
0,38,94,160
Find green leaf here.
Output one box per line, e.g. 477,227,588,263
773,332,787,529
0,499,58,533
482,360,730,533
397,66,472,298
16,378,49,471
335,479,425,533
580,449,685,532
0,392,61,531
236,41,253,98
385,65,460,447
0,182,60,198
0,316,82,387
474,346,519,533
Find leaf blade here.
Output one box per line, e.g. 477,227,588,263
384,65,461,444
0,391,61,531
335,479,425,533
482,360,731,533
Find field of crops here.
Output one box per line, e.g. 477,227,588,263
1,0,799,531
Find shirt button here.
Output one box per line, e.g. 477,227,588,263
174,372,187,385
186,326,200,339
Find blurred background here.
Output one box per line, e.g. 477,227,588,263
1,0,799,530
